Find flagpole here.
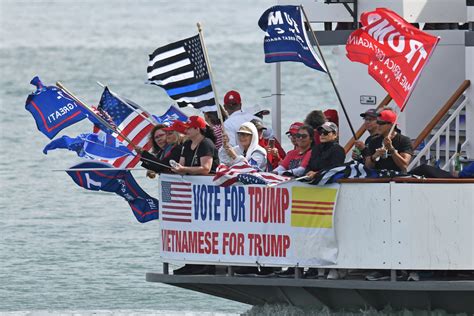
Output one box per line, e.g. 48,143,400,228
53,168,144,172
300,5,357,139
96,81,159,125
196,22,226,128
82,138,173,169
55,81,137,149
267,175,309,187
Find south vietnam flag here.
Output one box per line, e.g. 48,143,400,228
291,187,337,228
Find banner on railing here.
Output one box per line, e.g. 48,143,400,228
158,174,340,266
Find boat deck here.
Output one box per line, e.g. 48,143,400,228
146,272,474,313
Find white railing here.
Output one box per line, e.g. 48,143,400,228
408,98,468,171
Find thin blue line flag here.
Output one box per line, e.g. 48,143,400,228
258,5,326,72
25,76,87,139
147,35,217,112
67,161,159,223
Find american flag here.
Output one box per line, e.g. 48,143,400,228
96,87,154,168
147,34,217,112
213,161,290,187
161,180,193,223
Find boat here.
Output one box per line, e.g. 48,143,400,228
146,0,474,313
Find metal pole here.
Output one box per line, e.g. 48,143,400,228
197,22,226,128
300,5,357,139
271,63,282,141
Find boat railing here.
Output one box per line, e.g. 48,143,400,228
408,80,471,171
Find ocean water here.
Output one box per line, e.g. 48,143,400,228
0,0,340,314
0,1,462,315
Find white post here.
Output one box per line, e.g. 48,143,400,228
466,47,473,159
466,6,474,159
271,63,282,141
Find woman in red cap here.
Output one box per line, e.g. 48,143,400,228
139,120,185,174
172,115,219,175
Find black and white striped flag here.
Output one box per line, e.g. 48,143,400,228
147,35,217,112
308,162,405,185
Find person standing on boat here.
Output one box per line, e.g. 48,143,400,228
250,119,285,171
304,110,326,146
285,122,305,149
222,90,260,146
219,122,267,171
365,109,413,173
204,107,228,150
352,109,381,162
273,125,313,176
138,120,185,174
305,122,346,180
171,116,219,175
137,124,167,178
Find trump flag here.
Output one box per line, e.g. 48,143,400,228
346,8,439,109
258,5,326,72
25,76,87,139
67,161,159,223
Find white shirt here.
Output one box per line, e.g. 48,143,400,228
218,122,268,172
223,110,260,146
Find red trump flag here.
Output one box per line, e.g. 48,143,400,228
346,8,439,110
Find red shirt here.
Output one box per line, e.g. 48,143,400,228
279,148,311,170
259,138,286,170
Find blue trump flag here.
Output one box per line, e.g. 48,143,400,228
258,5,326,72
83,133,132,160
43,132,132,161
67,161,159,223
43,134,87,156
25,76,87,139
153,105,188,125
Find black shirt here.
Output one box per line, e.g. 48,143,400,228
140,144,182,173
181,137,219,173
366,132,413,171
305,141,346,173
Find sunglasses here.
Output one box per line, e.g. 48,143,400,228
295,133,309,139
376,120,391,125
319,130,334,136
364,117,376,122
237,133,251,137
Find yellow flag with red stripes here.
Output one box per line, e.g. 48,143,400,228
291,186,337,228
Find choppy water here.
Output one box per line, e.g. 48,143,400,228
0,0,463,315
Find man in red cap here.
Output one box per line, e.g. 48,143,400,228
352,108,380,162
223,90,260,146
365,108,413,172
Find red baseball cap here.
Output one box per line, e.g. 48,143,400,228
185,115,207,129
163,120,187,134
378,110,397,124
224,90,241,105
286,122,304,135
324,109,339,127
